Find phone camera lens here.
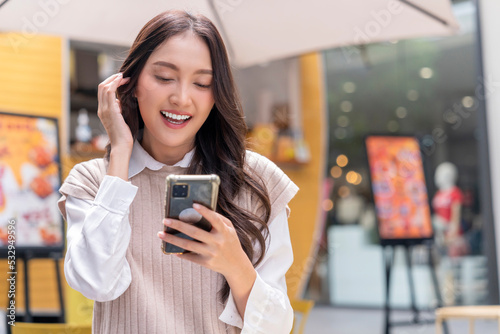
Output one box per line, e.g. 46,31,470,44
173,184,188,197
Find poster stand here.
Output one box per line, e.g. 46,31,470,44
5,251,65,334
363,135,450,333
382,241,448,334
0,112,66,332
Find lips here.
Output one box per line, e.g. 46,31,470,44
160,110,192,125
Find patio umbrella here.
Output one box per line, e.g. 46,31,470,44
0,0,459,67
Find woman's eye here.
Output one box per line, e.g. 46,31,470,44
195,83,211,89
155,76,172,82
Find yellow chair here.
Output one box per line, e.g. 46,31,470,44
11,323,92,334
436,305,500,334
291,299,315,334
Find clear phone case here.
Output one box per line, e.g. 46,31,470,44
162,174,220,254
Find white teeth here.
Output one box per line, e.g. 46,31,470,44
161,111,191,120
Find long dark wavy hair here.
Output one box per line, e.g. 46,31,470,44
109,10,271,302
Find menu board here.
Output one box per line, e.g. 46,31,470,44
0,112,63,254
365,135,433,244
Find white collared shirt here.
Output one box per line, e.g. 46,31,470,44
63,140,294,334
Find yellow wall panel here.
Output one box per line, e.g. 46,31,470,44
285,53,327,300
0,33,62,118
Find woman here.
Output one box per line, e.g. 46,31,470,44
58,10,298,334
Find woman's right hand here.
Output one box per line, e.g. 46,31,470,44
97,73,133,155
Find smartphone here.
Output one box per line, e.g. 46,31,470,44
162,174,220,254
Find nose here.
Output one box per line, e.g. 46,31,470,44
169,82,192,108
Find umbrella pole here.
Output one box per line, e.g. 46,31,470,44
207,0,236,60
398,0,450,27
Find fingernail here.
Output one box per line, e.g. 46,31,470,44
193,203,201,209
117,73,123,77
157,231,164,237
164,218,172,225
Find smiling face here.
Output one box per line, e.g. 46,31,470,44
135,31,215,165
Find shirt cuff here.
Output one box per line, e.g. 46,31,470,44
243,273,288,332
219,289,244,329
93,175,138,214
219,273,289,332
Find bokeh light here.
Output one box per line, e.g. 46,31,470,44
322,199,334,211
407,89,419,101
419,67,434,79
340,100,353,113
334,128,347,139
338,186,351,198
343,82,356,93
395,107,408,119
336,154,348,167
337,115,350,127
346,171,358,184
330,166,342,178
462,96,475,108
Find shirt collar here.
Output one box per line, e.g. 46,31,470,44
128,139,194,178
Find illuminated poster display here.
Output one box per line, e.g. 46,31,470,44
365,135,433,244
0,112,63,253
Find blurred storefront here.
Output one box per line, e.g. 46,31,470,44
305,0,499,310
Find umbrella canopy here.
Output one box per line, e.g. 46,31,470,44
0,0,459,67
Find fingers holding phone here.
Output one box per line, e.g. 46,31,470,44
158,203,250,278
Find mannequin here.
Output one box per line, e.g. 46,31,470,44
432,162,468,257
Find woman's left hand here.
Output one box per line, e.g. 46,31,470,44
157,203,253,277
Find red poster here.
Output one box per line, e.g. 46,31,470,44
365,136,433,242
0,112,63,251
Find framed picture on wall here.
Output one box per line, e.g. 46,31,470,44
365,135,434,246
0,112,63,256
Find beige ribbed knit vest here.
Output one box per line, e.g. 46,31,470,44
58,151,298,334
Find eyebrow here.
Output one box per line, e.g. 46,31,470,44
152,61,213,75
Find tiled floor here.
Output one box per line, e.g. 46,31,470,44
305,306,499,334
2,307,499,333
